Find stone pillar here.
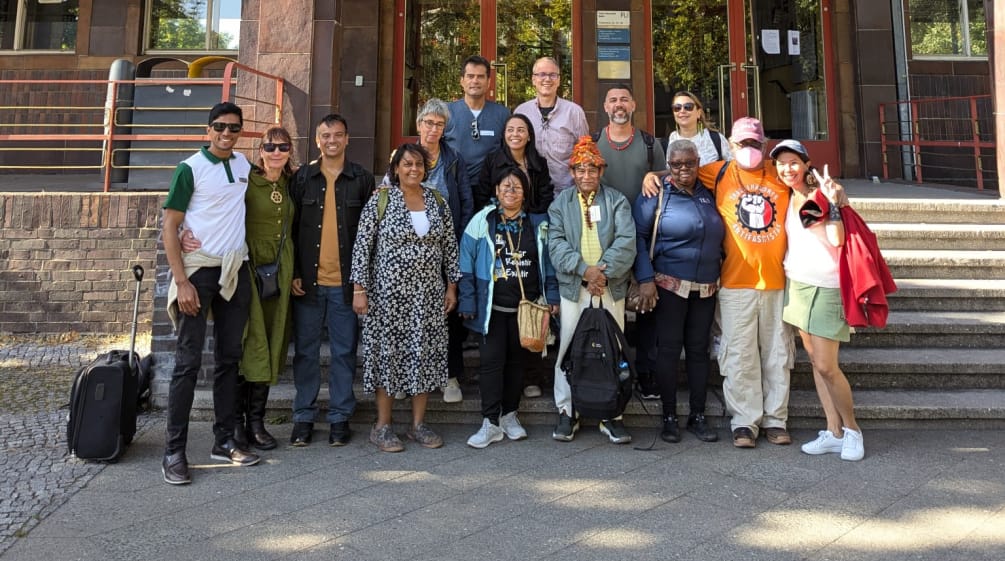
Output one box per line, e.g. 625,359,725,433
238,0,315,163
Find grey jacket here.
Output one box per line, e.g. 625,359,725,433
547,184,637,301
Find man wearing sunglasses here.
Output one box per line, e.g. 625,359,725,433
161,102,257,485
514,57,589,194
445,55,510,191
287,113,376,448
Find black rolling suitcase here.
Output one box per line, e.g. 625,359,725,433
67,265,145,461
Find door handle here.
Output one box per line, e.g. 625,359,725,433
718,63,735,129
742,64,762,122
491,61,508,107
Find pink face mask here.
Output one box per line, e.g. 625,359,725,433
735,146,764,169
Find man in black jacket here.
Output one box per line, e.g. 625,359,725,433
289,113,376,447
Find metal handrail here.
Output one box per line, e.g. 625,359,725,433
879,94,994,191
0,61,285,191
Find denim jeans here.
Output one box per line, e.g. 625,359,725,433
292,285,358,423
166,265,251,454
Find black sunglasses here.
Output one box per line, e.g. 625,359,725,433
210,122,243,133
470,119,480,140
669,159,699,170
262,142,291,153
672,102,697,112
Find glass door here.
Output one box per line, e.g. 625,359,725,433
392,0,572,145
651,0,839,173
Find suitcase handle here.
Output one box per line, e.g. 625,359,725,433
132,265,144,282
128,265,144,371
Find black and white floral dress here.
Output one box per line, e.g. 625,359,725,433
350,186,461,395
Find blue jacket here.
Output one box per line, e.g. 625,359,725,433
432,139,474,241
458,207,559,334
548,184,637,301
633,178,724,284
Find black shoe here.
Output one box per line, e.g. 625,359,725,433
248,420,278,450
637,373,661,400
162,451,191,485
600,419,633,444
329,421,351,446
210,439,260,466
290,422,313,446
687,414,718,442
233,422,250,450
552,411,579,442
660,415,681,443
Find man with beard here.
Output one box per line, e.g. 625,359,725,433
594,84,666,402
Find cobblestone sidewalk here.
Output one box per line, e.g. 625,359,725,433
0,334,154,556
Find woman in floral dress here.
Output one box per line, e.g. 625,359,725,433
351,143,461,452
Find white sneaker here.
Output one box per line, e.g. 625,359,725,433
499,411,528,440
467,418,504,449
442,378,463,403
523,385,542,398
801,430,844,455
840,427,865,461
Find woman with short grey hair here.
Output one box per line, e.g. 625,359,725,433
413,98,474,404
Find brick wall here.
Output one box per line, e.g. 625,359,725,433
0,192,162,334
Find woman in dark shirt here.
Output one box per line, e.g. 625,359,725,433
476,114,554,215
633,139,725,444
458,166,560,448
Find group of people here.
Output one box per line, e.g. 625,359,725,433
159,54,865,486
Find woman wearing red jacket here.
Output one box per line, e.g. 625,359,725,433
772,140,864,462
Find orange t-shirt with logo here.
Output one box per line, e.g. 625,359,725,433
698,160,789,290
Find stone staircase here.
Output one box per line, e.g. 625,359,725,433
188,190,1005,430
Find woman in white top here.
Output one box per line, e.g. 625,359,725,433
665,91,732,166
773,139,864,462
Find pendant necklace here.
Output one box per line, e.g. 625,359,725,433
269,182,283,204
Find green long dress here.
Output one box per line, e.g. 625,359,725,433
241,169,295,384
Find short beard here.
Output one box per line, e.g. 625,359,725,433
609,111,631,125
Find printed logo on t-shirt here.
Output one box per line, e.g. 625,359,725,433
493,233,530,281
730,185,781,243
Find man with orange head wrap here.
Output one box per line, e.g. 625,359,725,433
547,136,637,444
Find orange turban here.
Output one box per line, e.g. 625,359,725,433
568,135,606,169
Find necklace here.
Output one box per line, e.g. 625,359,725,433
605,126,635,151
731,161,767,195
269,182,283,204
578,189,597,229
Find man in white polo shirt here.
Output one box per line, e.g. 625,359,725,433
161,102,259,486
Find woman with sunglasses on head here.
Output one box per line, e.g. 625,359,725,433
475,114,555,216
666,91,731,166
458,166,560,448
633,139,724,444
772,139,864,461
180,126,296,450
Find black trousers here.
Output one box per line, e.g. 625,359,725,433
653,286,716,417
166,266,251,454
478,310,527,423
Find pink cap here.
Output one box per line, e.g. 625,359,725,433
730,117,765,143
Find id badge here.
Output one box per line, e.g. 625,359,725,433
589,205,602,223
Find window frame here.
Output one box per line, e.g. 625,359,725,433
907,0,988,60
143,0,240,55
0,0,80,53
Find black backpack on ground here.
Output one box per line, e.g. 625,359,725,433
560,298,635,419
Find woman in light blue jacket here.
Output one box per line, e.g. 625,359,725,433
458,166,560,448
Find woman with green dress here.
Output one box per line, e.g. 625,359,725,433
181,126,296,450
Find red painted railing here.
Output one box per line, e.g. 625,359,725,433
879,95,995,191
0,62,284,192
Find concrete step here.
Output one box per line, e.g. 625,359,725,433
790,347,1005,389
887,278,1005,311
872,223,1005,250
190,384,1005,429
844,310,1005,348
882,249,1005,279
850,198,1005,225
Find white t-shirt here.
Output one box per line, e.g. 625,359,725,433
783,201,840,288
667,128,733,167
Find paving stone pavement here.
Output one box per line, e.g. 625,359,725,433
0,336,155,557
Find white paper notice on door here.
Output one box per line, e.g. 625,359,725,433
761,30,780,54
788,30,801,55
